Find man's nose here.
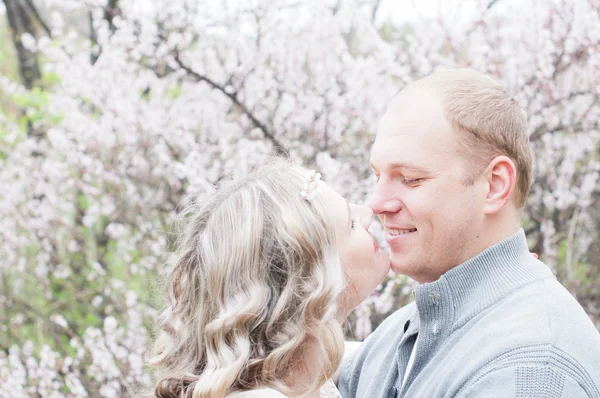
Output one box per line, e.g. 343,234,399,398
368,183,403,214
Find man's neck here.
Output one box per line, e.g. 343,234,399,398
482,210,521,251
481,224,520,255
419,216,522,283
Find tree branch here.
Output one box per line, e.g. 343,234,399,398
371,0,382,23
103,0,120,33
530,93,599,141
89,10,99,64
3,0,41,88
487,0,500,9
23,0,52,37
174,53,288,157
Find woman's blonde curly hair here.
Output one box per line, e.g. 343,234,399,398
146,159,345,397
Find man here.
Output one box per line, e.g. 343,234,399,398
337,69,600,397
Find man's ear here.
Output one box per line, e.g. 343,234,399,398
483,156,517,215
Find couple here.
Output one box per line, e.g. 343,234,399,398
147,69,600,397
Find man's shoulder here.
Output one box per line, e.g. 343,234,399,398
532,278,600,377
486,275,598,339
461,274,600,345
451,276,600,386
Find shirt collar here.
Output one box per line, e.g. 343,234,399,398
412,229,553,330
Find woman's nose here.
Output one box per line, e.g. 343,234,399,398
350,204,373,230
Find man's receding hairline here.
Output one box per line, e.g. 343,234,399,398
407,68,502,89
390,68,503,107
387,84,442,110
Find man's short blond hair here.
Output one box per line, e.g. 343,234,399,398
406,68,532,208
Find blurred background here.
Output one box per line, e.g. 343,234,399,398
0,0,598,396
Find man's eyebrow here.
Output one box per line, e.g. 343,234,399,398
370,162,428,173
390,162,428,172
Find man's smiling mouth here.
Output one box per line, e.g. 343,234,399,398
387,228,417,237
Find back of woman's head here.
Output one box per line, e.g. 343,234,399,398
148,159,345,398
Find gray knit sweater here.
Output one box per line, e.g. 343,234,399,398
338,230,600,397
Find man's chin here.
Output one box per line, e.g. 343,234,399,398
389,256,413,276
389,253,426,280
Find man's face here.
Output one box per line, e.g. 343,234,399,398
368,90,487,283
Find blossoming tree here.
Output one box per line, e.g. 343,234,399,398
0,0,598,395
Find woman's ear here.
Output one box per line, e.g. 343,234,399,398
483,156,517,215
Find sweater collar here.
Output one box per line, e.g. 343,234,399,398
413,229,553,329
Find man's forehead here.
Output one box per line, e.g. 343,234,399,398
387,87,442,111
378,105,445,136
370,124,454,171
370,140,425,170
372,97,455,163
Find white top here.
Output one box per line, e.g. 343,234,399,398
402,333,419,386
227,380,341,398
228,388,287,398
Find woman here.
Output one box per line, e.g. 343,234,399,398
147,159,390,397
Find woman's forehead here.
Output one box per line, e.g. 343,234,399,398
317,183,349,221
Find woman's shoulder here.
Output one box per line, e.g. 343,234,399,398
227,388,288,398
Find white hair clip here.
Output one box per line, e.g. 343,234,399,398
301,170,322,201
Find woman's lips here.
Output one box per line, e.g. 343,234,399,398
374,239,379,252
